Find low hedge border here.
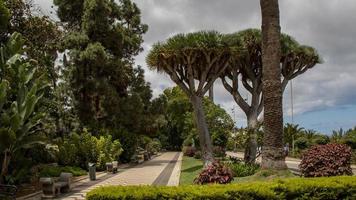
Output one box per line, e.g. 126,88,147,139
87,176,356,200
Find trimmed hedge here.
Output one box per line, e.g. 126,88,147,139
87,176,356,200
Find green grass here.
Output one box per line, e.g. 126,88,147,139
179,156,203,185
39,166,87,177
232,169,295,183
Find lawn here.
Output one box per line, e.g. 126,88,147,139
179,156,203,185
179,156,297,185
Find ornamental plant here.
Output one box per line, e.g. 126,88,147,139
194,161,233,184
300,143,352,177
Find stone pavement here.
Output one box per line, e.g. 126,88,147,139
56,152,182,200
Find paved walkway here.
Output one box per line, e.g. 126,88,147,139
226,151,356,174
56,152,182,200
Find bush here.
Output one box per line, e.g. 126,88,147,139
97,135,123,170
300,143,353,177
227,162,260,177
294,137,309,150
183,146,196,157
87,176,356,200
194,161,233,184
39,166,87,177
58,129,122,170
213,146,226,158
194,151,202,159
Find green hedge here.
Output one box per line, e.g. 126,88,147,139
87,176,356,200
40,166,87,177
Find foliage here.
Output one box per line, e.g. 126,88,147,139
97,135,123,170
294,137,309,150
300,143,353,177
194,151,202,159
182,146,196,157
0,33,48,183
39,166,87,177
0,0,9,32
55,0,147,130
226,162,260,177
88,176,356,200
114,129,137,163
194,161,233,184
213,146,226,158
58,129,122,170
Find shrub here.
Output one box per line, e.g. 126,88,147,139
39,166,87,177
97,135,123,170
194,151,202,159
300,143,353,177
87,176,356,200
213,146,226,158
183,146,196,157
227,162,260,177
294,137,309,150
194,161,233,184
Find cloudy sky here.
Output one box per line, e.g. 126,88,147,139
35,0,356,134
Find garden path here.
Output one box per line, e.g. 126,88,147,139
56,152,182,200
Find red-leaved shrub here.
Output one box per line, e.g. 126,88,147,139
183,146,196,157
194,161,233,184
300,143,353,177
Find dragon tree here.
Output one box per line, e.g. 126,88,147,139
147,31,237,164
221,29,321,164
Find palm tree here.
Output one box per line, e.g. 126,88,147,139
147,32,238,165
284,123,304,156
260,0,287,169
331,128,344,143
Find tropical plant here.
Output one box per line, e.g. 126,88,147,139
147,33,237,164
300,143,353,177
260,0,287,169
0,33,48,183
194,161,233,184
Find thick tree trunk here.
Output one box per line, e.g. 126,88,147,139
0,149,11,184
244,113,258,164
190,95,214,166
260,0,287,169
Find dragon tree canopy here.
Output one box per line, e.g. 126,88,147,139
146,31,242,96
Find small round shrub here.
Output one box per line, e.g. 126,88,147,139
194,161,233,184
194,151,202,159
183,146,196,157
300,143,353,177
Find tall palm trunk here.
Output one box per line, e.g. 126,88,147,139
190,95,214,166
0,149,11,184
260,0,287,169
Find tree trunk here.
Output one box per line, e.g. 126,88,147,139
0,149,11,184
190,95,214,166
208,85,214,102
260,0,287,169
244,113,258,164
